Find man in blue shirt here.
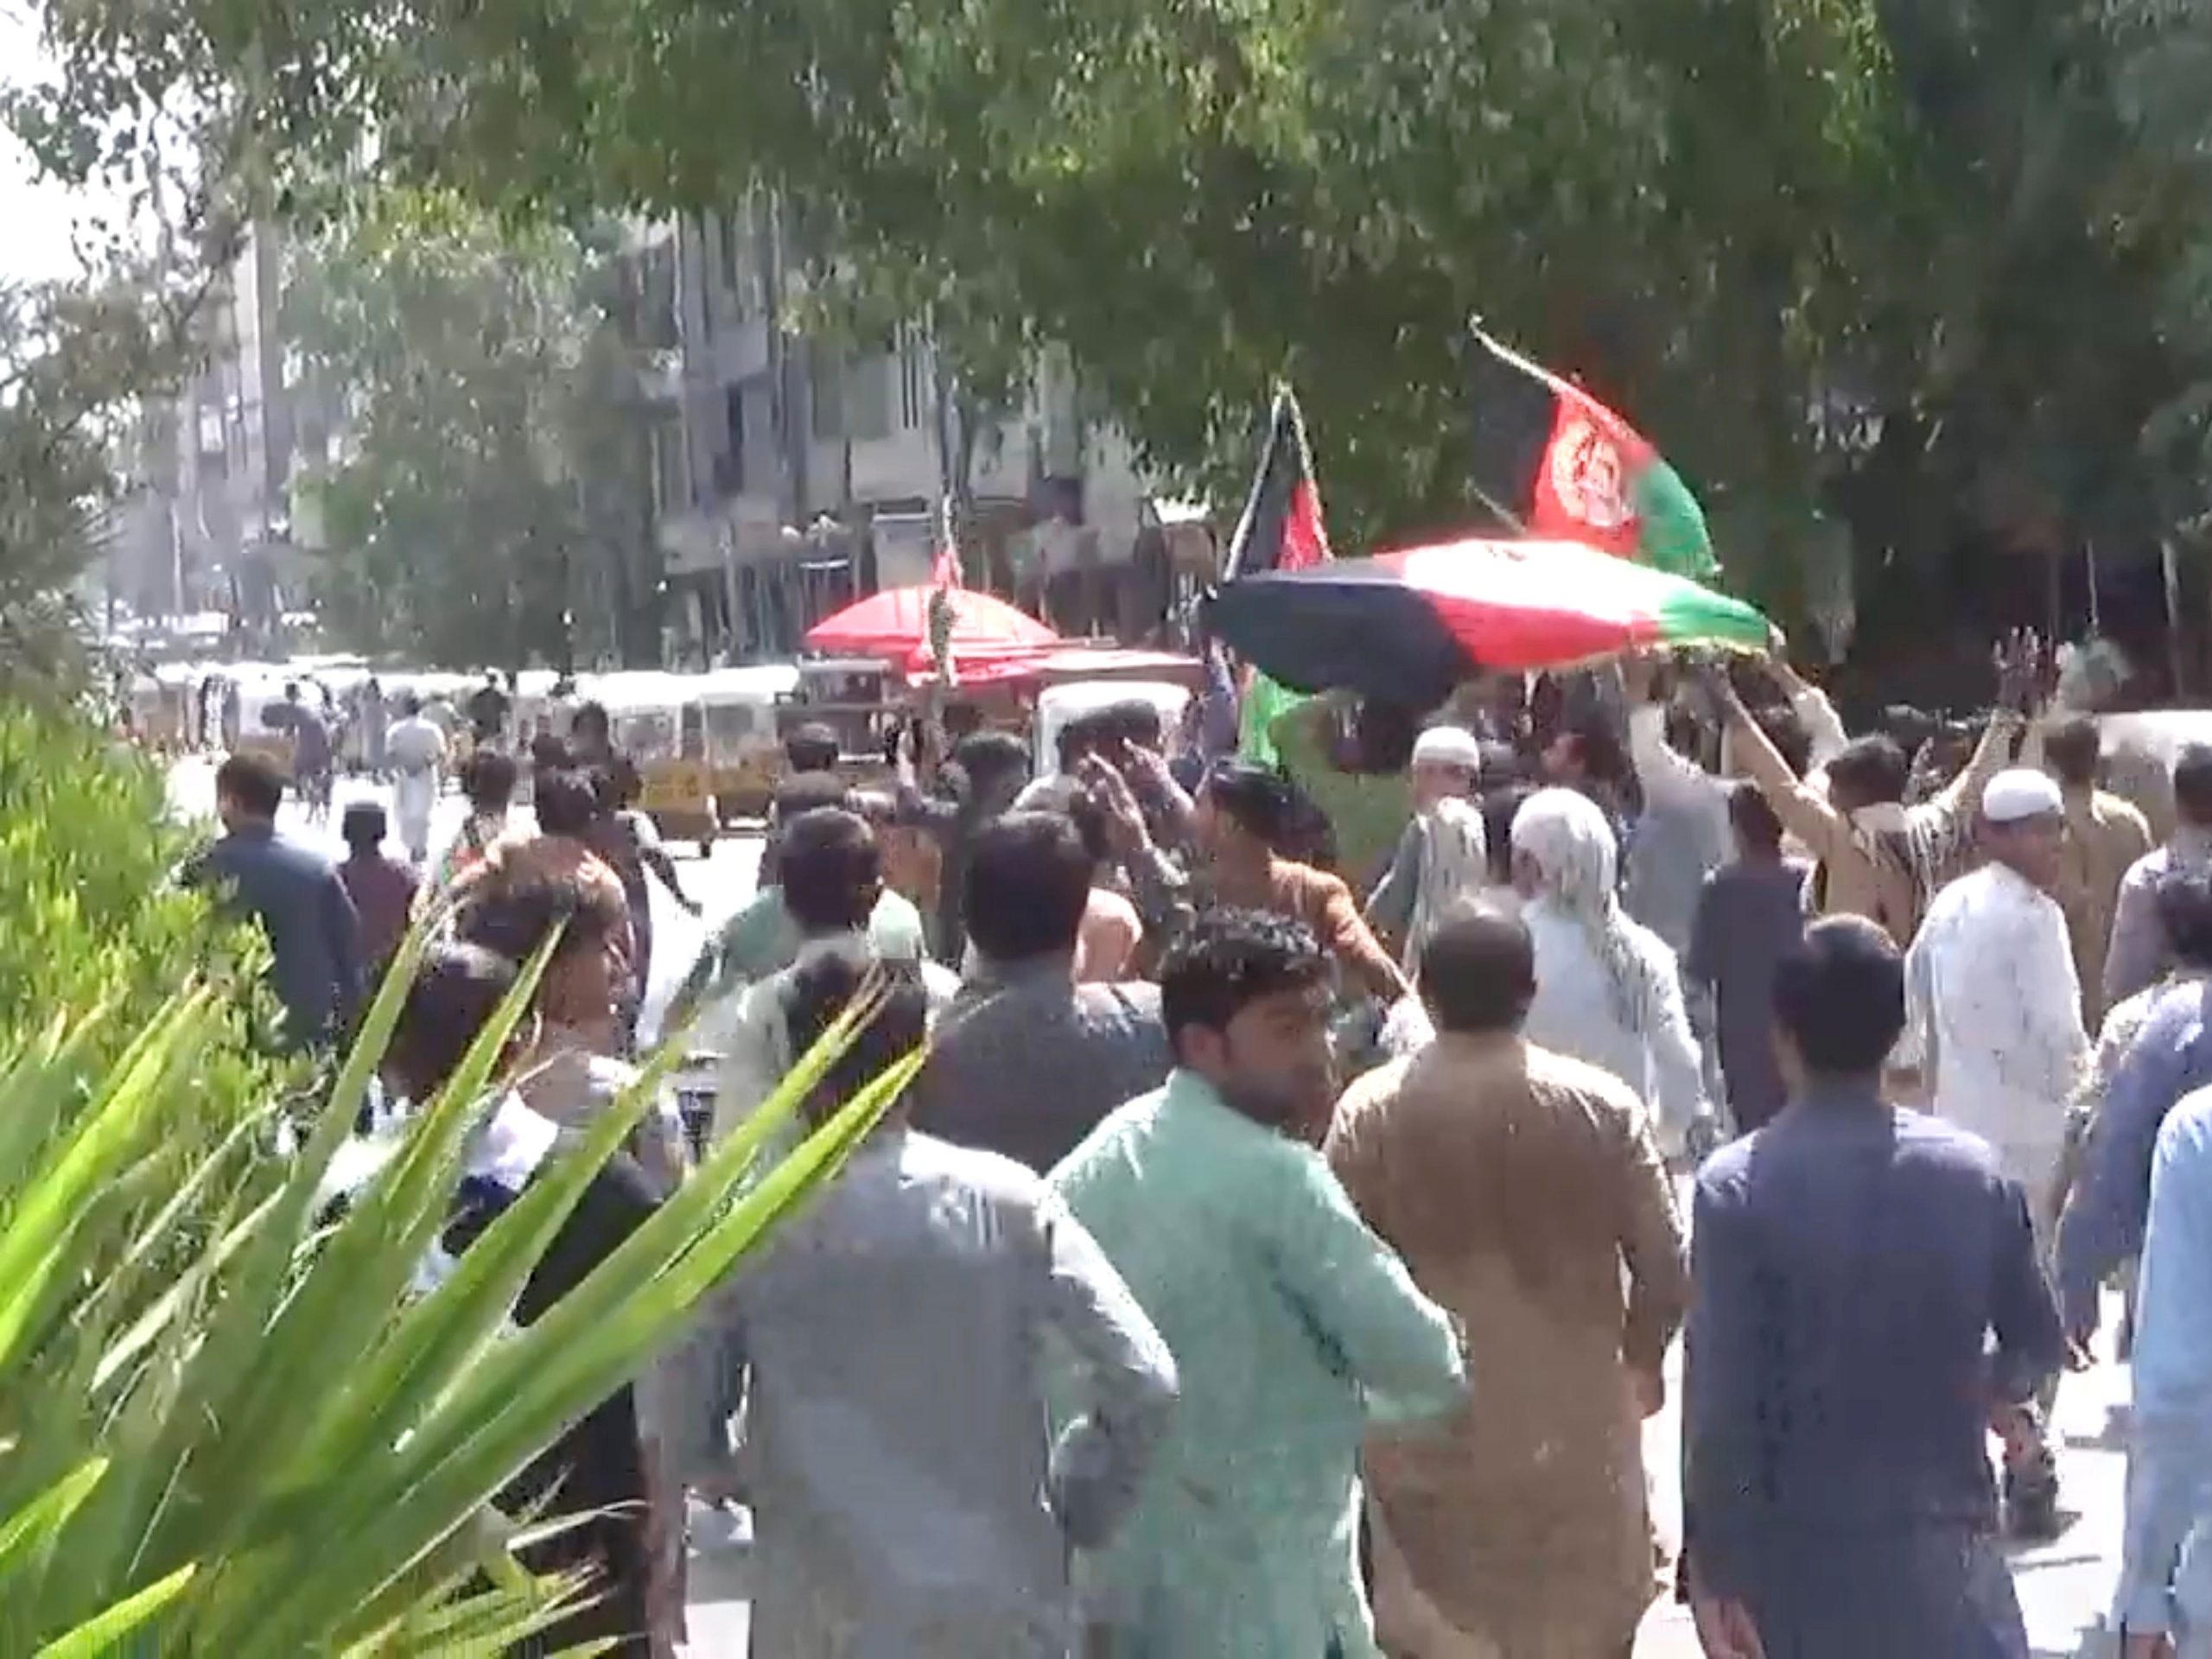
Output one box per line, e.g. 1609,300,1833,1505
1684,915,2063,1658
186,753,365,1052
2111,1083,2212,1656
2056,870,2212,1349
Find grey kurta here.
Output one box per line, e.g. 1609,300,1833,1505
690,1126,1177,1658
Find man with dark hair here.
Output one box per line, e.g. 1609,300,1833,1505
2104,742,2212,1008
910,812,1171,1173
1684,916,2063,1659
1196,760,1404,1006
2042,713,2152,1023
710,808,957,1150
1687,782,1808,1135
1720,645,2031,944
373,943,675,1652
337,800,417,980
466,670,512,747
432,746,519,893
448,767,634,1059
187,753,365,1052
893,725,1034,964
1328,907,1687,1657
568,699,614,771
1049,909,1465,1656
687,948,1177,1655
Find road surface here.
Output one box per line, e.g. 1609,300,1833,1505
168,760,2135,1657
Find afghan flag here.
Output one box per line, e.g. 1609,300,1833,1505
1224,387,1331,766
1207,537,1770,711
1468,324,1719,582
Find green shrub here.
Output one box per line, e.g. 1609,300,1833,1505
0,709,280,1119
0,909,914,1650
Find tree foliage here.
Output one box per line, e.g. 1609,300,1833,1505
15,0,2212,650
282,189,658,670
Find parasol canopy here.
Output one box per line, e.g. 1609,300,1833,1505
804,584,1059,672
1205,536,1770,706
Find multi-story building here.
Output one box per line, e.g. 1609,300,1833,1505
111,219,307,638
650,198,1209,664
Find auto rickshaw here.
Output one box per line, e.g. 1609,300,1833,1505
592,671,719,855
694,665,801,823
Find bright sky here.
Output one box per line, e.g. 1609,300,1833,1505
0,3,122,284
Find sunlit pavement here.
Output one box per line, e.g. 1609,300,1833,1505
168,757,2133,1657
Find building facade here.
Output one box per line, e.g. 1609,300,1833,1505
650,197,1207,664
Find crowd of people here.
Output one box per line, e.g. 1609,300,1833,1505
180,629,2212,1658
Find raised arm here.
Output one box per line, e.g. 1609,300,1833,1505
1715,680,1849,865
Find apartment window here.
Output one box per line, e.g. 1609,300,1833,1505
898,327,928,431
846,350,893,443
720,384,747,496
809,342,844,442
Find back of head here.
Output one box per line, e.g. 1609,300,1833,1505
341,800,388,856
782,952,931,1124
1827,733,1910,808
1100,698,1166,751
1480,784,1534,885
779,807,882,937
389,944,519,1099
1420,906,1537,1035
953,728,1030,802
1727,780,1785,855
215,752,286,819
2043,715,2101,790
397,690,422,718
1751,704,1813,777
785,721,842,775
963,810,1094,963
2175,744,2212,829
460,747,519,813
1057,710,1107,772
571,701,610,742
1159,907,1330,1059
1351,696,1420,773
454,869,609,968
532,768,601,838
1772,915,1904,1077
1205,759,1293,849
2154,868,2212,970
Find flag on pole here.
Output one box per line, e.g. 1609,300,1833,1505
1467,323,1719,582
1224,388,1332,766
928,496,962,684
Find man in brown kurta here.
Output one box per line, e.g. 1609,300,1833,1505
1327,907,1688,1659
2042,715,2152,1027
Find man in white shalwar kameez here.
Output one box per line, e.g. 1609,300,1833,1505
385,693,448,865
1903,766,2088,1536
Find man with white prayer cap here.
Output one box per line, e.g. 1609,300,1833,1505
1368,726,1489,976
1901,765,2088,1537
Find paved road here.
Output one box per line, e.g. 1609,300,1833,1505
170,760,2135,1656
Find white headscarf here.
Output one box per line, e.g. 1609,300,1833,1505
1510,786,1666,1032
1404,795,1490,982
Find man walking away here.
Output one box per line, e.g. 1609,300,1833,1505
1683,917,2063,1659
1687,784,1808,1136
684,953,1178,1658
1902,766,2086,1535
2043,715,2152,1027
1050,909,1466,1657
910,812,1172,1173
385,693,449,865
431,747,518,895
337,801,419,988
2107,743,2212,1010
1330,907,1687,1658
186,753,365,1052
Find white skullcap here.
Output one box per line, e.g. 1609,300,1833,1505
1981,767,2063,825
1411,725,1483,772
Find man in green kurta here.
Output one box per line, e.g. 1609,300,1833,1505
1049,908,1467,1656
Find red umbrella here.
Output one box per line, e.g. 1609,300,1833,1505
804,584,1059,671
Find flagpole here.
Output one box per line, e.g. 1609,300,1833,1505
1463,313,1530,536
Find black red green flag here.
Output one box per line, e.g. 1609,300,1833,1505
1222,388,1331,764
1467,324,1719,582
